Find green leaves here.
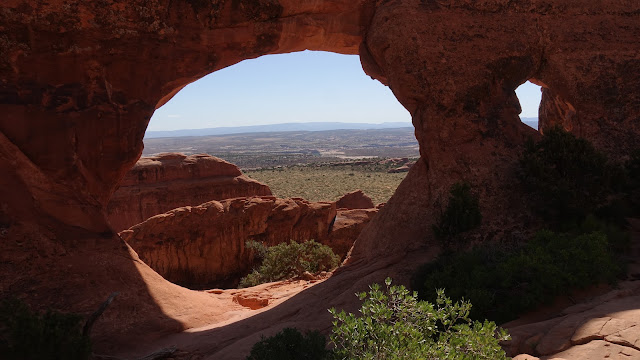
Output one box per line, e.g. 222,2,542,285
519,127,616,227
247,279,510,359
433,182,482,246
416,226,621,323
239,240,340,288
246,328,331,360
329,279,510,360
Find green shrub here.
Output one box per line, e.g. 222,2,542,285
415,228,621,323
247,280,510,360
246,328,331,360
240,240,340,288
576,215,631,256
246,239,268,261
433,182,482,246
595,148,640,224
330,279,510,360
0,298,91,360
519,127,616,227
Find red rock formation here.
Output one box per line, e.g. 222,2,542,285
120,196,375,289
505,280,640,359
1,0,640,357
336,189,374,210
325,208,378,258
352,0,640,264
107,153,271,231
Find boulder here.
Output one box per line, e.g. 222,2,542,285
325,208,378,258
336,189,375,210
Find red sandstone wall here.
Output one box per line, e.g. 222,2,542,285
106,153,272,231
120,197,375,289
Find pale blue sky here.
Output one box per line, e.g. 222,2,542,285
149,51,541,131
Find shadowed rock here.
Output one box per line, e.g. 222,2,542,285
120,196,377,289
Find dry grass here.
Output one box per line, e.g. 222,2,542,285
245,164,408,205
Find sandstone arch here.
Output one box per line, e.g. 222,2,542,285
1,0,639,357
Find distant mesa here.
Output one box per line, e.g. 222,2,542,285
107,153,272,231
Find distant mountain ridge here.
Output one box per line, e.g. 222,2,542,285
521,117,538,130
145,118,539,138
144,122,414,138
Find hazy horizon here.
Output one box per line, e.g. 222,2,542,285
144,118,538,139
148,51,542,132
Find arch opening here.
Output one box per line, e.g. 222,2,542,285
515,80,543,130
110,50,418,290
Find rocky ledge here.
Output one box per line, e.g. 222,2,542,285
120,195,378,289
107,153,272,231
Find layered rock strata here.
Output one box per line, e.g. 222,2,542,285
120,196,377,289
107,153,271,231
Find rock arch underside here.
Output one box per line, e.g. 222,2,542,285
1,0,639,358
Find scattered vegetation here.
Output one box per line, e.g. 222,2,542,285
246,162,409,204
240,240,340,288
247,328,330,360
0,298,91,360
143,127,419,169
247,279,510,360
415,222,622,324
433,182,482,247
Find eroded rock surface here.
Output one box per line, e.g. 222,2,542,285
506,281,640,360
120,196,374,289
325,208,378,258
505,221,640,360
107,153,271,231
1,0,639,357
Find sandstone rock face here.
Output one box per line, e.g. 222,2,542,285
1,0,640,356
325,208,378,258
120,196,374,289
351,0,640,264
336,189,374,210
0,0,364,233
106,153,271,231
505,280,640,360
